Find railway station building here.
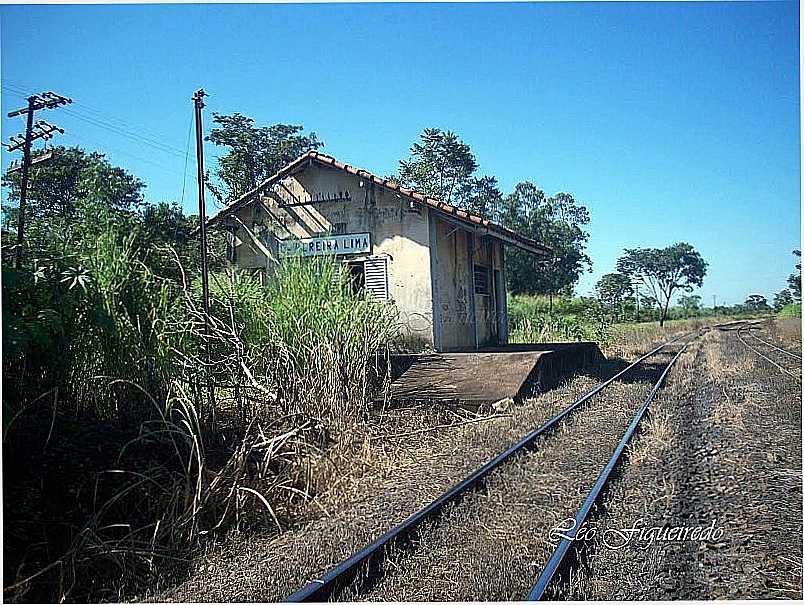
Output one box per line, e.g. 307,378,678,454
207,151,551,352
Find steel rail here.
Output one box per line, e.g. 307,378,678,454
527,336,695,601
736,327,801,381
285,333,689,602
748,331,802,360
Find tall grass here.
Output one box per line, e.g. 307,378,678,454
507,293,612,344
260,257,399,430
3,231,400,601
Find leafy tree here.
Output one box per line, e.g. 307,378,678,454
206,113,322,204
678,294,702,317
773,288,794,311
596,272,633,320
615,243,707,326
139,202,226,282
395,128,479,204
1,146,145,263
744,294,770,312
499,183,592,296
788,250,801,301
394,128,592,296
459,175,504,218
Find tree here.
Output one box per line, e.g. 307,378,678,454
773,288,794,311
1,146,145,263
678,294,702,317
744,294,770,312
615,243,707,326
139,202,227,282
395,128,479,205
788,250,801,302
596,273,633,320
394,128,592,296
499,183,592,295
206,113,322,204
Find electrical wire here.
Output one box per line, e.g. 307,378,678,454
3,82,187,158
180,108,194,205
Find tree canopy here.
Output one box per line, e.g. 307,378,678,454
788,250,801,301
596,272,632,302
596,272,633,320
499,183,592,295
744,294,770,312
773,288,794,311
615,242,707,326
206,113,322,204
1,146,146,261
394,129,592,296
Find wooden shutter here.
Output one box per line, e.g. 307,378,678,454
364,256,389,301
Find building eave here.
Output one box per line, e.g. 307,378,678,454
204,151,553,257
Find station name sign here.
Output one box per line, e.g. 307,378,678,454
279,233,371,257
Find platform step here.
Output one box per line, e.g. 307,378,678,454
390,343,604,406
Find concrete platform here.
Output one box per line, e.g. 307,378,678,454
389,342,604,407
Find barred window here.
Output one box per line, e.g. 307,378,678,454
474,264,490,295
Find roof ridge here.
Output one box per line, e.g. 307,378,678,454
206,150,551,255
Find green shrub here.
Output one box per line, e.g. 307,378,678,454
779,303,801,318
507,293,613,345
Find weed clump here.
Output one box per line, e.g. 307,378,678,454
3,229,399,602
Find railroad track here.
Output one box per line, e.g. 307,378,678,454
736,323,801,382
285,330,703,602
528,337,693,599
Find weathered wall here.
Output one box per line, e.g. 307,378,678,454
430,218,507,350
227,162,435,349
431,217,475,351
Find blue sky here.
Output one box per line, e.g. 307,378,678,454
1,2,800,305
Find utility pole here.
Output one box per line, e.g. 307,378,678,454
193,88,213,424
4,92,71,268
634,281,640,322
193,89,210,343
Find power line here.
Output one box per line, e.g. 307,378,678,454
3,83,187,159
4,80,173,146
180,108,194,205
60,107,186,157
60,131,181,175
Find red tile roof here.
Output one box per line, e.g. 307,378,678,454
207,151,551,256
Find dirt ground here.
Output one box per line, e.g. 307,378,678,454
149,318,802,602
560,319,802,600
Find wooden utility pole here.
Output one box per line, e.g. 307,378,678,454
193,88,215,426
5,92,71,267
15,98,35,269
193,89,211,346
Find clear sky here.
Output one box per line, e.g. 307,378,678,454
1,1,800,305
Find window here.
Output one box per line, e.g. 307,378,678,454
364,257,389,301
474,264,490,295
346,260,365,294
342,257,389,301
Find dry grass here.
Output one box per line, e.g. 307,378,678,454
627,407,677,466
561,326,802,600
774,316,802,349
603,319,707,360
356,372,668,601
148,323,702,602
